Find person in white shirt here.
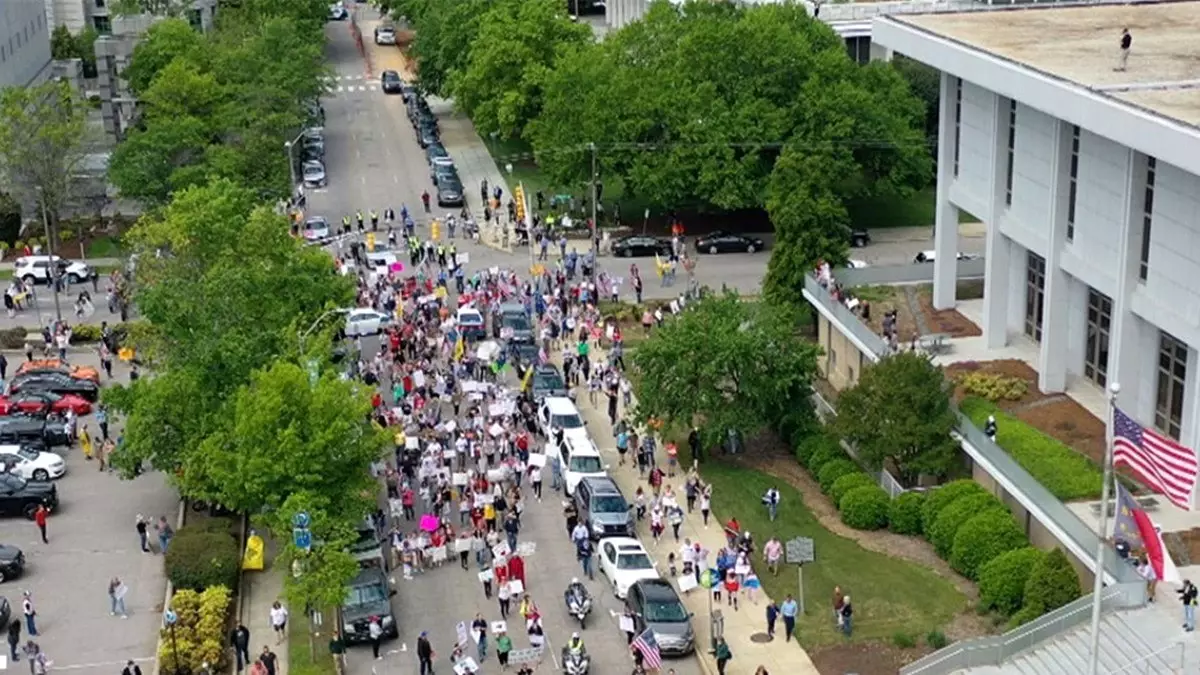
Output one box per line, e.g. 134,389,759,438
530,465,543,500
270,601,288,644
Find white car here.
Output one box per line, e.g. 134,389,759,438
846,259,868,269
365,250,398,270
0,446,65,481
537,396,586,436
14,256,93,285
303,217,330,242
555,436,606,497
345,308,391,337
913,250,979,264
598,538,661,598
375,26,396,45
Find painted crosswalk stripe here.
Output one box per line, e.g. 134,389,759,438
336,86,344,92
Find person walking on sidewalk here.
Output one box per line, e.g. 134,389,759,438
765,600,779,640
763,536,782,575
1179,580,1197,632
472,614,488,661
231,623,251,671
417,631,435,675
270,602,288,644
259,646,278,675
135,515,149,553
780,594,798,642
33,505,48,544
714,637,732,675
369,616,384,660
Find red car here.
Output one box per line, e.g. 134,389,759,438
0,391,93,416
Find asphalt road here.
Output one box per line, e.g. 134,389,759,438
0,354,175,673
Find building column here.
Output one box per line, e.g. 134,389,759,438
1037,120,1074,393
982,222,1011,349
932,72,959,310
1109,150,1148,413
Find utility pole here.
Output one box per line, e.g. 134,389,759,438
36,187,62,325
589,142,599,281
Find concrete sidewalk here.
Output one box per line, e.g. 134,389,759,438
572,361,820,675
239,537,290,674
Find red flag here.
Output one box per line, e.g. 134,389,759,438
1113,482,1180,582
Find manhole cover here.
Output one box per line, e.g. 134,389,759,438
749,632,773,643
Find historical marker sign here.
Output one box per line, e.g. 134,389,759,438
785,536,815,565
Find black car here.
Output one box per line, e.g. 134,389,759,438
437,179,464,207
531,364,568,401
417,123,439,149
850,229,870,248
0,545,24,582
381,70,403,94
432,163,459,187
400,82,416,102
694,231,765,255
508,340,539,367
611,235,671,258
0,417,70,448
340,568,397,644
0,473,57,519
10,373,101,402
425,142,450,167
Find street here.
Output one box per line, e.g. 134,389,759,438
0,354,175,673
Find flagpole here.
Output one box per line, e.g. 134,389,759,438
1087,381,1119,675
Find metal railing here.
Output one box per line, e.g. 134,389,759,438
1104,642,1186,674
811,388,909,498
901,588,1129,674
803,275,890,358
836,257,987,287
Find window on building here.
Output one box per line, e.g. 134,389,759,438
96,0,107,7
953,78,962,178
1005,100,1017,206
1067,125,1080,242
1084,288,1111,387
93,15,112,34
1139,157,1156,282
1024,251,1045,342
1155,331,1187,440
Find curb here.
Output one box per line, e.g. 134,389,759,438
150,498,187,675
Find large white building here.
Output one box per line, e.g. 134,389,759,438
873,1,1200,484
1,0,53,88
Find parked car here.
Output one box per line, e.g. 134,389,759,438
537,396,586,436
14,256,93,285
694,231,764,255
302,161,327,189
0,391,92,416
574,476,633,539
400,82,416,102
10,372,101,402
381,70,403,94
436,178,464,207
303,217,331,242
0,546,24,582
0,417,71,448
508,341,539,368
850,229,870,248
598,537,661,599
497,303,534,342
0,446,65,481
374,25,396,45
15,360,100,383
417,123,440,149
0,473,57,519
553,436,605,498
530,364,568,401
340,568,397,644
611,236,671,259
347,519,387,570
913,250,979,264
344,309,391,337
328,2,349,20
432,163,459,187
624,579,695,656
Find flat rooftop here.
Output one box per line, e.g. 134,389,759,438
894,1,1200,127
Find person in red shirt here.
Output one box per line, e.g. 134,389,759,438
34,504,48,543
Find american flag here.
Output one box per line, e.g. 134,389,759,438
631,628,662,671
1113,407,1199,510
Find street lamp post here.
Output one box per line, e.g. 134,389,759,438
35,187,62,325
285,129,307,199
163,609,182,675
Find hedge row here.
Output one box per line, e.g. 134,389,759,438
959,396,1103,501
796,431,892,532
0,321,141,349
164,520,241,592
159,585,232,673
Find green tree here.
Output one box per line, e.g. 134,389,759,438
631,290,820,449
50,25,78,60
831,351,958,484
122,19,209,96
196,360,386,517
448,0,591,139
270,493,365,613
397,0,491,96
0,80,87,243
893,55,941,142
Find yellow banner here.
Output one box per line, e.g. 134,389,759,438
242,533,265,571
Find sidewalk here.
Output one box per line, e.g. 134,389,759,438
572,373,820,675
240,536,290,674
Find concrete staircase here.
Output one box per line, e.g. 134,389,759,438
954,605,1194,675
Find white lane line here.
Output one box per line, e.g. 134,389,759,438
394,174,400,184
361,175,367,185
336,86,344,92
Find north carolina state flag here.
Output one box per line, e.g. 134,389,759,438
1113,482,1181,583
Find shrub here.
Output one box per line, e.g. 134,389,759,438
164,524,240,591
979,547,1045,616
1023,548,1082,615
928,493,1004,559
0,327,27,349
840,485,890,530
889,491,926,535
950,510,1027,579
158,586,231,674
803,434,846,472
830,472,875,505
892,631,916,649
70,324,103,342
957,372,1028,402
926,630,948,649
818,459,860,494
921,480,989,538
959,397,1103,501
1008,605,1041,629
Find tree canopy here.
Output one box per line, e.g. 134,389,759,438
830,351,959,484
630,290,820,449
396,0,492,97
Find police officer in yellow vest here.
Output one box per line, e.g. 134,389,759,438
341,215,351,235
369,210,379,231
448,243,457,268
408,236,420,267
355,210,364,232
436,244,446,268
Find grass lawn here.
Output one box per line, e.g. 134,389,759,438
288,610,338,675
700,462,967,648
845,187,978,231
85,235,124,259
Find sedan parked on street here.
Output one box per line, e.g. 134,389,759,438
694,231,764,255
624,579,695,656
345,309,391,337
381,70,403,94
374,25,396,45
0,391,92,416
599,538,661,599
0,446,65,481
9,373,100,402
302,160,327,189
0,473,58,520
437,179,464,207
611,236,671,258
0,545,25,582
303,217,331,243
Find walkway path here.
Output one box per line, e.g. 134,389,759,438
239,535,290,675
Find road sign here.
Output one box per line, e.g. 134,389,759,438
292,512,311,529
163,609,178,626
293,527,313,551
785,537,815,565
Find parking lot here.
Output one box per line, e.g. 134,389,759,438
0,353,175,672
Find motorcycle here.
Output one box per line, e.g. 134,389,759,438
565,586,593,628
562,647,590,675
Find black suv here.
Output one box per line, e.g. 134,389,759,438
381,70,403,94
340,568,397,644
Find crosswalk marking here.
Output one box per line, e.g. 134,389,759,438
323,74,366,82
